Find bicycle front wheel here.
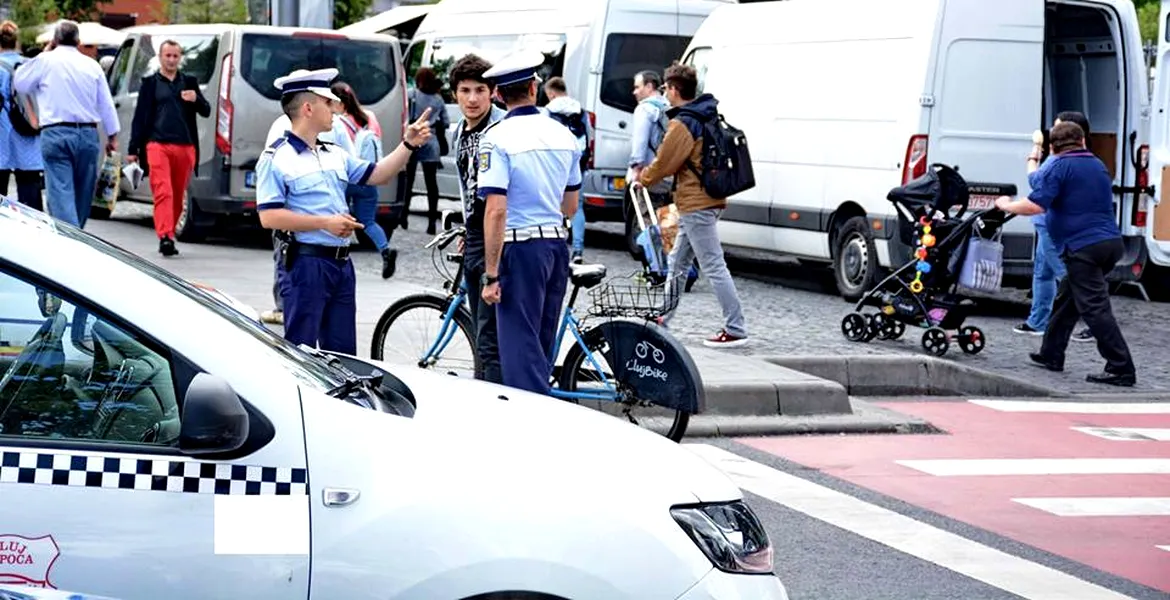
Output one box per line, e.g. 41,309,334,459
370,293,479,378
558,324,692,442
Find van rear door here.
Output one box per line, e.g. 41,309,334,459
928,0,1045,273
1144,0,1170,266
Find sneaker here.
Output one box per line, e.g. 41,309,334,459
159,237,178,257
1072,328,1094,343
702,330,748,348
571,252,584,265
260,309,283,325
1012,322,1044,336
381,249,398,279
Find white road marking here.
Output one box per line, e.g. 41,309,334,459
971,400,1170,414
1073,427,1170,442
687,444,1135,600
1012,497,1170,517
213,495,310,555
1157,546,1170,552
896,458,1170,476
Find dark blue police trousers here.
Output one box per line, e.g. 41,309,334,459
497,238,570,395
279,255,357,355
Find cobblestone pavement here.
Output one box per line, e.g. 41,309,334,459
105,199,1170,394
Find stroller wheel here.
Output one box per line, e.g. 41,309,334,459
841,313,869,342
921,327,949,357
958,326,986,355
874,314,905,340
861,314,881,342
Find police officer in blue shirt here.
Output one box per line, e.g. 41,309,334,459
256,68,433,353
477,51,582,395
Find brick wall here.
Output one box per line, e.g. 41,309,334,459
99,0,168,27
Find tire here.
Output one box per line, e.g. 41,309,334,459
833,216,879,301
175,191,211,243
558,325,691,442
370,293,479,378
1142,264,1170,303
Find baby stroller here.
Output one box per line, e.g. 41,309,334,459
839,163,1012,357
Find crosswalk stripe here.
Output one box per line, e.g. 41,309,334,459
1158,546,1170,552
1072,427,1170,442
687,444,1134,600
1012,497,1170,517
896,458,1170,476
970,400,1170,414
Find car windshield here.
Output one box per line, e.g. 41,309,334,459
0,201,348,390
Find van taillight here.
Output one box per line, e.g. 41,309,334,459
585,111,596,170
216,52,233,158
1134,144,1149,228
902,135,928,185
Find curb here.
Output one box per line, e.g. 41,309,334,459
761,355,1061,398
684,414,944,437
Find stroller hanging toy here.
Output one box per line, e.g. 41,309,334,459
909,216,936,294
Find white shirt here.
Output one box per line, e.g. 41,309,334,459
264,113,355,156
13,45,118,133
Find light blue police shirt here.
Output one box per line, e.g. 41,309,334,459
255,132,374,247
477,105,582,231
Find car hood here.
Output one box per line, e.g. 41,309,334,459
375,364,741,505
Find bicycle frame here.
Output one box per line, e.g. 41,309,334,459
417,280,469,368
547,296,619,403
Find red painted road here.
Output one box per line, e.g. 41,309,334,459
737,401,1170,593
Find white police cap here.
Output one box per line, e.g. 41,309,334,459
482,50,546,87
274,68,341,102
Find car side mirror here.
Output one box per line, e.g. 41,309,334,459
179,373,249,455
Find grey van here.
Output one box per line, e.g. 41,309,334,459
104,24,406,241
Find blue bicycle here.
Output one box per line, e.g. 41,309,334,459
371,217,703,442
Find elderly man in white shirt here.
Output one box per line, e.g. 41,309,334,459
14,20,118,228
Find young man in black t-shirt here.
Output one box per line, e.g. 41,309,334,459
450,54,507,384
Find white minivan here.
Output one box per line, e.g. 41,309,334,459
402,0,729,242
684,0,1158,300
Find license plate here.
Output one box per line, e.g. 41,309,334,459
968,194,1000,210
245,171,256,189
608,177,625,192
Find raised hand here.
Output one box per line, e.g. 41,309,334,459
405,107,433,147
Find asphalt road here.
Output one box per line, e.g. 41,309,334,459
84,205,1169,600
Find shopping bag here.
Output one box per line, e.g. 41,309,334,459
958,229,1004,294
632,185,669,283
94,152,122,214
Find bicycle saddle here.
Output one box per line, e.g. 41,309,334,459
569,263,607,289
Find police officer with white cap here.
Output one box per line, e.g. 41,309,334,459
477,51,582,395
256,68,432,353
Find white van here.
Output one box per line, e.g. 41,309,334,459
402,0,729,237
684,0,1156,300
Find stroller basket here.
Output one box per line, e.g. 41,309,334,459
587,272,685,320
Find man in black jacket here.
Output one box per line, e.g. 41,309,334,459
126,39,210,256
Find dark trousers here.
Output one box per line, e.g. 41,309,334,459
464,246,503,384
1040,238,1134,374
279,255,357,355
496,238,570,395
0,169,43,211
400,160,440,227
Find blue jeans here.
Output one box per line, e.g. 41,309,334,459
41,126,100,228
348,185,390,251
1026,227,1067,331
571,193,585,254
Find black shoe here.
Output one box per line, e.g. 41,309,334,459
1013,322,1044,336
1086,371,1136,387
1072,328,1094,343
159,237,178,257
1028,352,1063,372
427,221,437,236
684,275,697,293
381,248,397,279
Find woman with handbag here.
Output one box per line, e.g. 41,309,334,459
0,21,42,211
399,67,448,234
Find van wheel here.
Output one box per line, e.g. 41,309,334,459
89,206,112,220
1142,264,1170,302
175,192,210,243
833,216,878,301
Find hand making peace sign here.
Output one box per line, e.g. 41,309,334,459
404,107,434,148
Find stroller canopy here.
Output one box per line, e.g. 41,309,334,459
887,163,970,218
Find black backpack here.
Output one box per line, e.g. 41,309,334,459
0,60,38,137
549,109,591,170
677,107,754,200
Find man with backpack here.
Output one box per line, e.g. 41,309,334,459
543,76,592,262
636,61,751,348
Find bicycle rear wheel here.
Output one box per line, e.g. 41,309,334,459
558,322,696,442
370,293,479,378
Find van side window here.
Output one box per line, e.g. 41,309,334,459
684,47,711,96
601,34,692,113
405,41,425,87
107,39,136,95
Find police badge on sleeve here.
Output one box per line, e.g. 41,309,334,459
477,143,492,173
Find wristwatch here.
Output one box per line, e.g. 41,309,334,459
481,273,499,286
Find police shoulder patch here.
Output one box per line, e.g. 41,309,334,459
478,143,493,173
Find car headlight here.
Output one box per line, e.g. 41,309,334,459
671,500,774,575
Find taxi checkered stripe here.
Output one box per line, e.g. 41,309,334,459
0,450,308,496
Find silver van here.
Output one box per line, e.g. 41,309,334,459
104,24,406,241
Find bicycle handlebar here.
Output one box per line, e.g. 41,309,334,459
425,226,466,250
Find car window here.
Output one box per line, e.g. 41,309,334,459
107,38,136,95
0,267,181,446
601,33,692,113
239,34,397,105
429,33,565,104
404,41,425,86
128,33,221,93
684,47,711,95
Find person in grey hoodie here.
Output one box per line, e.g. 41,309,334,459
543,76,593,262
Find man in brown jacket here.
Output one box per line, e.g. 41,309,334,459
636,62,747,348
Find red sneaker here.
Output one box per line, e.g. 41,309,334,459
703,330,748,348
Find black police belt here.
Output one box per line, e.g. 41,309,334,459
503,225,568,244
293,242,351,261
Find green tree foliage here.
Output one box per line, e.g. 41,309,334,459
161,0,250,24
53,0,106,21
334,0,374,29
1136,0,1159,43
11,0,53,48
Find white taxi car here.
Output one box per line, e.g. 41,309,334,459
0,197,789,600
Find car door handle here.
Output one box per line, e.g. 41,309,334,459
618,121,627,129
323,487,361,507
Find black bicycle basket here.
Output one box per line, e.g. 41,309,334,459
587,272,685,320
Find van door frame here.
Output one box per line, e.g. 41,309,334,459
1145,0,1170,267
